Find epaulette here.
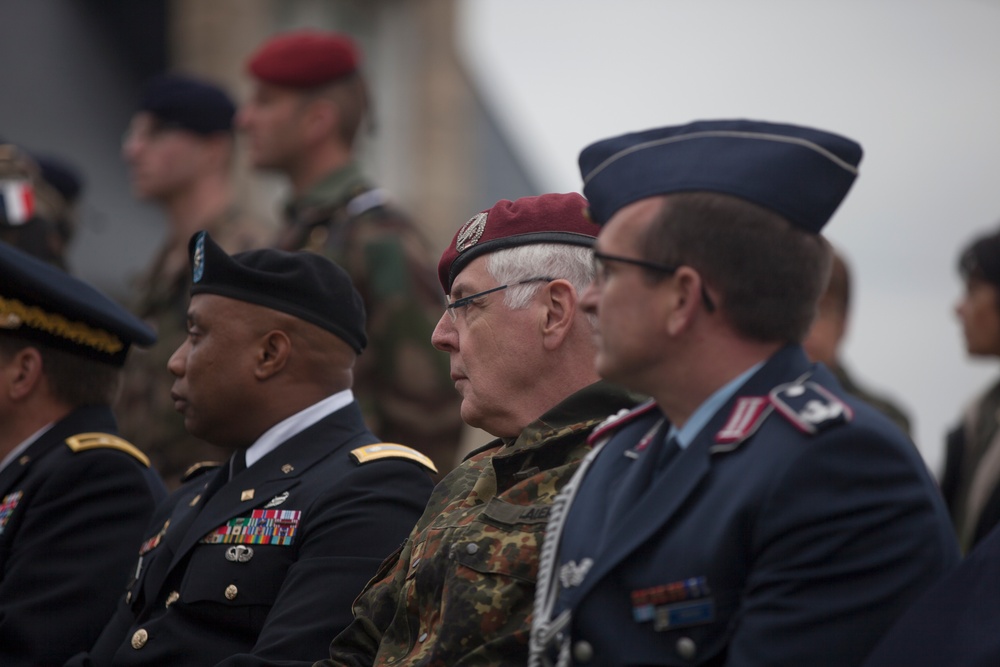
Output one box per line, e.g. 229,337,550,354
350,443,438,474
64,432,150,467
769,380,853,435
181,461,223,483
587,400,659,446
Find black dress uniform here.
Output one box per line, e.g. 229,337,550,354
71,401,434,666
0,407,164,666
0,239,165,666
67,231,436,666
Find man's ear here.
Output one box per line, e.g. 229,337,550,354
665,266,706,336
255,330,292,380
3,347,45,401
540,280,577,351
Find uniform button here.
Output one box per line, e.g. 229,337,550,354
165,591,180,607
225,584,238,600
676,636,697,661
572,640,594,663
418,632,428,642
131,628,148,649
466,543,479,555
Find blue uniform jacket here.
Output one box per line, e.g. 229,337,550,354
534,345,958,667
861,513,1000,667
69,400,434,667
0,406,165,667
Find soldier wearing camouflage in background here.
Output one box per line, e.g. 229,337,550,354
116,74,273,487
316,193,638,667
238,30,463,476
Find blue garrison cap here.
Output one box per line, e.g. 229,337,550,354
579,119,863,233
0,241,155,366
188,231,367,354
139,73,236,135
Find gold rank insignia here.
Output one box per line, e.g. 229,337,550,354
350,443,437,473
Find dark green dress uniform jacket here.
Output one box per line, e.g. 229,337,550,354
0,406,165,667
532,345,958,667
67,401,434,667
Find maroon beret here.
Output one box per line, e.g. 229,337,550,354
438,192,598,292
247,30,360,88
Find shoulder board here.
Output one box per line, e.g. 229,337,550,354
64,433,150,467
587,400,659,446
181,461,223,482
769,381,853,435
351,443,437,474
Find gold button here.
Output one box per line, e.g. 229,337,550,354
165,591,180,607
131,628,148,649
225,584,238,600
281,464,294,474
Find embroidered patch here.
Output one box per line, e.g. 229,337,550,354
201,509,302,546
192,231,206,283
0,491,23,534
770,381,853,435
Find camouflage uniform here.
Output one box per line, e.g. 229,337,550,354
319,381,638,667
277,162,463,477
116,209,272,488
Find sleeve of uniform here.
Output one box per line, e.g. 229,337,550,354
725,426,959,667
0,450,162,666
215,458,433,667
315,540,411,667
344,209,464,472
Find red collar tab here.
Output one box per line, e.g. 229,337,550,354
769,381,853,435
715,397,770,444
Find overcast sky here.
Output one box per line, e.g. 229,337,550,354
457,0,1000,473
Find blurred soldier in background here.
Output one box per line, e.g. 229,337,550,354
238,29,463,476
117,73,273,487
0,143,83,270
803,247,913,436
0,240,165,666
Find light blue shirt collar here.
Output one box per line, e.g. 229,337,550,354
669,362,764,449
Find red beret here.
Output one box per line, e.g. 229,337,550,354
247,30,360,88
438,192,599,292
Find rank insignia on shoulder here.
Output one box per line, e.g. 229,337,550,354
587,400,658,446
65,433,150,467
350,443,437,474
181,461,223,483
769,381,853,435
714,396,772,449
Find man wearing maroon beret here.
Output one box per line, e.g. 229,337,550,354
238,30,463,477
315,193,639,667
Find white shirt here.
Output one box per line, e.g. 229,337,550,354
243,389,355,469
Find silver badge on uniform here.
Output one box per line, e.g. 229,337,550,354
225,545,254,563
559,558,593,588
264,491,289,508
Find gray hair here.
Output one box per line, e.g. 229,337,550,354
485,243,595,309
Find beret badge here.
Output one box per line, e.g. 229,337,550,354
456,212,488,253
192,231,206,283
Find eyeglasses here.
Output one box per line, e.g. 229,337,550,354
445,277,554,322
592,251,715,312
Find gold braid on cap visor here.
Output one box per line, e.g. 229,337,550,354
0,295,124,354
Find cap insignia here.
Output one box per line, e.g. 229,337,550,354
456,212,488,253
192,231,206,283
0,295,123,354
